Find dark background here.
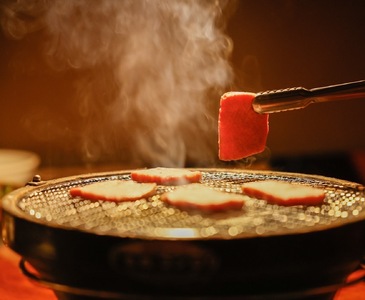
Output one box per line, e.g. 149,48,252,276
1,0,365,181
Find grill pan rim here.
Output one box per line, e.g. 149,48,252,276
1,168,365,241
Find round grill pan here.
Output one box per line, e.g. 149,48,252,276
1,169,365,300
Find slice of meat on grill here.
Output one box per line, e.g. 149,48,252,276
242,180,326,206
69,180,157,202
218,92,269,161
160,183,246,211
131,167,202,185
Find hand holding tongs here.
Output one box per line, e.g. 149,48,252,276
252,79,365,114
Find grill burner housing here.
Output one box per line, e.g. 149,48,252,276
1,169,365,300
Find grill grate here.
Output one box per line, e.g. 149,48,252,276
15,170,365,239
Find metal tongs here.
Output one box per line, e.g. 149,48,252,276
252,79,365,114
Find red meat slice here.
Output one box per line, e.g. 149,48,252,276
242,180,325,206
160,183,245,211
69,180,157,202
219,92,269,161
131,167,202,185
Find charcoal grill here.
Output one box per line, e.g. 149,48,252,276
1,168,365,300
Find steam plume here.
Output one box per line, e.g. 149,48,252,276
1,0,234,167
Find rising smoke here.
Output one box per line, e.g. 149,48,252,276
1,0,235,167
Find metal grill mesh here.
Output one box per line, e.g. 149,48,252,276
15,170,365,239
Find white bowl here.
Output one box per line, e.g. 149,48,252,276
0,149,40,186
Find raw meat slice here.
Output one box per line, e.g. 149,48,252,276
69,180,157,202
131,167,202,185
160,183,245,211
218,92,269,161
242,180,325,206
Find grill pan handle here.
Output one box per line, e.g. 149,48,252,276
252,79,365,113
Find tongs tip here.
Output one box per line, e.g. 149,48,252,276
252,80,365,114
